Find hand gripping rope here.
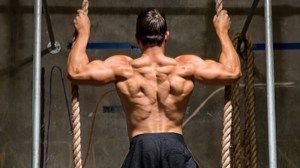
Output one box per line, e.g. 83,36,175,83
214,1,233,168
216,1,257,167
71,0,89,168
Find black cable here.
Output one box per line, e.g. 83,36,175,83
44,66,73,168
241,0,260,39
237,0,260,54
42,0,56,50
40,68,45,168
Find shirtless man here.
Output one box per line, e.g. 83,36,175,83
68,8,240,168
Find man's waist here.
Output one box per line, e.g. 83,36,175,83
129,126,183,139
130,132,185,144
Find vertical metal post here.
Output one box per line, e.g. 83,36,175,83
264,0,277,168
32,0,42,167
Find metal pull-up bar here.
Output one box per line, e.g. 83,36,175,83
264,0,277,167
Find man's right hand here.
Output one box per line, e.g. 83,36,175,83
73,9,91,36
213,10,231,35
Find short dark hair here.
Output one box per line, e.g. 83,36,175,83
136,9,167,46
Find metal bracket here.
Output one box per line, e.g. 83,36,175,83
47,41,61,54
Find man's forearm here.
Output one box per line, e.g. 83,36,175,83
67,33,90,75
218,32,240,73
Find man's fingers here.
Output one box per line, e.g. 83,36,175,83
215,10,229,20
74,15,79,21
213,15,217,22
77,9,84,14
74,11,85,23
221,10,228,15
77,9,88,16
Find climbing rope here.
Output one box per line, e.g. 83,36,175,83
232,33,242,168
243,34,257,168
231,33,257,168
71,1,89,168
231,83,242,168
217,0,259,167
71,84,83,168
222,85,233,168
215,0,223,15
215,1,233,168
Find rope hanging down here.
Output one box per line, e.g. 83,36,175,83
229,33,258,168
243,35,257,168
71,1,89,168
232,34,243,168
215,1,233,168
222,85,233,168
216,0,258,167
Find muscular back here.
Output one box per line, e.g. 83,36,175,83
114,55,195,138
68,8,240,139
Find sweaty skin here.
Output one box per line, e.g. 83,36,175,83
68,10,241,138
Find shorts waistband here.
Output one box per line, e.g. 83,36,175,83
130,132,185,144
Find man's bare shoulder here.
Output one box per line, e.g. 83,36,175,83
105,55,133,63
103,55,133,67
102,55,134,79
175,54,205,64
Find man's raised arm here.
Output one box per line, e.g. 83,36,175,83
186,10,241,85
67,10,117,86
215,10,241,81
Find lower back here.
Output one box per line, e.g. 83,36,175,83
122,104,185,138
128,111,184,138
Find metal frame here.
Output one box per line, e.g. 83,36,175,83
264,0,277,167
32,0,42,167
31,0,278,167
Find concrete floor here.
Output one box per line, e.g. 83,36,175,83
0,0,300,167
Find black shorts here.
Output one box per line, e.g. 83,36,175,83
121,133,199,168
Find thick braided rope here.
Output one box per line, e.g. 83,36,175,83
222,86,232,168
231,34,242,168
71,84,82,168
231,83,241,168
243,35,257,168
215,0,223,15
71,1,89,168
215,1,232,168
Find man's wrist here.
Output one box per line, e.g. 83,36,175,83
218,32,231,44
77,31,90,37
216,30,229,37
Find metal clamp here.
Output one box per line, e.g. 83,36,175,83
47,41,61,54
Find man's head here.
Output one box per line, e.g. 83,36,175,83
136,9,168,47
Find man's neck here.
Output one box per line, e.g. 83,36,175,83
141,45,165,59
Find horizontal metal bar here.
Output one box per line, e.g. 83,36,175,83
1,5,300,16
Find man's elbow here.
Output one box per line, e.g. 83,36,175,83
228,69,242,83
67,72,77,83
67,71,78,84
233,69,242,80
67,67,83,84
